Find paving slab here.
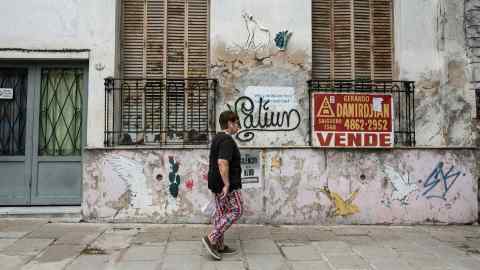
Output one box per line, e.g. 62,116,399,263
0,238,18,250
0,231,30,238
324,254,371,270
88,230,137,252
55,231,103,245
120,245,165,261
279,242,323,261
132,232,169,245
165,240,203,255
241,239,280,254
0,253,32,270
239,226,271,240
65,254,111,270
170,226,209,241
352,245,398,261
3,238,55,256
246,254,289,270
313,241,354,255
290,261,332,270
161,254,209,270
369,259,416,270
201,261,246,270
112,260,162,270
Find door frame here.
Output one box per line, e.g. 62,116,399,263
0,61,88,206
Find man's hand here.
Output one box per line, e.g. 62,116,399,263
220,184,230,199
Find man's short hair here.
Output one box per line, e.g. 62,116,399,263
219,111,239,130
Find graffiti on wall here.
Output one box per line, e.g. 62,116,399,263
384,166,417,205
227,95,301,142
168,156,181,198
104,155,153,208
241,11,272,50
274,30,293,50
320,186,360,217
422,162,465,200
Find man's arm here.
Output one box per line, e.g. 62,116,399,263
218,159,230,198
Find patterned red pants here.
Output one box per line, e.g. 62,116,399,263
208,190,243,246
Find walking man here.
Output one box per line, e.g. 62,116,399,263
202,111,243,260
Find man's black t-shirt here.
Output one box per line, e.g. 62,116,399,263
208,132,242,194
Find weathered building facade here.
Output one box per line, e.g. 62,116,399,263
0,0,478,224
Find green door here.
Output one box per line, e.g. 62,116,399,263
0,64,87,205
0,68,31,205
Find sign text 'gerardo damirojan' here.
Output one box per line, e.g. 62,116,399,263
312,93,394,148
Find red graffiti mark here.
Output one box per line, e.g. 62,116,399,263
202,174,208,182
185,179,194,190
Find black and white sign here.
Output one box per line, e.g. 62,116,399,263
241,150,261,188
0,88,13,100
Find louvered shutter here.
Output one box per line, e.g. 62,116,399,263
122,0,145,78
312,0,332,80
121,0,146,140
145,0,165,139
354,0,372,79
186,0,209,138
372,0,393,80
121,0,209,143
312,0,392,81
165,0,186,136
187,0,208,78
333,0,353,80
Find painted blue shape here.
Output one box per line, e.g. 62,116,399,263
422,162,464,200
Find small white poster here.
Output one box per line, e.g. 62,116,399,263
241,150,262,188
0,88,13,99
244,86,296,109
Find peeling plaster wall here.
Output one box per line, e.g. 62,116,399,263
211,0,311,146
210,0,477,147
0,0,117,148
83,149,477,224
395,0,476,146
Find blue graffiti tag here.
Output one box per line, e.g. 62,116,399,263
422,162,465,200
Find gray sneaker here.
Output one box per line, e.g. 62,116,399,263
202,236,222,260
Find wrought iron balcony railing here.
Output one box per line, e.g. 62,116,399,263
308,80,416,147
104,77,217,147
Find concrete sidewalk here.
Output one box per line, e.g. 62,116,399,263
0,219,479,270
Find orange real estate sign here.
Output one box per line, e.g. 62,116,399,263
312,93,394,148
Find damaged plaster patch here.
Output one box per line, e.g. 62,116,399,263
104,155,153,209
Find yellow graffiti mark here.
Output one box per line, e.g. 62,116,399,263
320,187,360,217
271,158,282,169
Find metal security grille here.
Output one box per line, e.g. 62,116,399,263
308,80,415,146
0,69,27,156
312,0,393,80
104,77,216,146
39,68,83,156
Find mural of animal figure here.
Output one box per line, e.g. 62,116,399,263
384,165,417,204
319,186,360,217
105,155,153,208
241,11,272,49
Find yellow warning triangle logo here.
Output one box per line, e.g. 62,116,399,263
317,97,335,118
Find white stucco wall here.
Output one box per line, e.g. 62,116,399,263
0,0,118,147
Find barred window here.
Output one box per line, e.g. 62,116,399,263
312,0,393,80
105,0,213,146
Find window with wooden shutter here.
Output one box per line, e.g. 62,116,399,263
120,0,209,143
312,0,393,80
